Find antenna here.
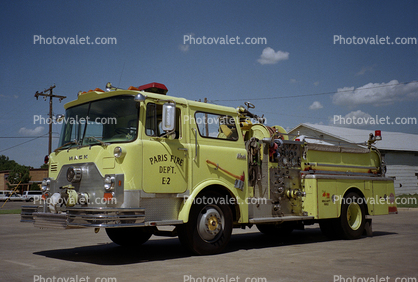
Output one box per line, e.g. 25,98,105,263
118,61,126,86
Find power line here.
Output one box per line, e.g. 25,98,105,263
0,133,49,153
210,80,418,102
0,136,59,139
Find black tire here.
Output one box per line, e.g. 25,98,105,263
336,192,366,239
29,198,34,202
256,222,294,237
177,192,233,255
105,227,154,247
319,219,339,239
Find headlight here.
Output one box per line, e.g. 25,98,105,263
41,178,51,192
114,146,126,158
104,175,115,192
67,166,82,183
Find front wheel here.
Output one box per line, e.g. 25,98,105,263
105,227,154,247
177,192,233,255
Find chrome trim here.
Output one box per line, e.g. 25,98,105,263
67,207,145,227
302,170,374,177
303,174,394,181
249,216,314,224
145,220,183,226
33,213,73,229
21,206,40,222
305,162,377,170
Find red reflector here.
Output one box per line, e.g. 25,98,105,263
137,82,168,94
389,206,398,214
375,130,381,137
42,194,46,200
104,193,113,201
295,138,300,141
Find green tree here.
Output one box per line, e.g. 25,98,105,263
6,164,31,193
30,182,41,191
40,163,49,169
0,155,19,171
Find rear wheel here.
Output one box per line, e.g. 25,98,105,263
320,192,366,240
338,192,366,239
105,227,154,247
178,192,233,255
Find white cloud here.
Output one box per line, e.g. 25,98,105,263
19,126,45,136
314,81,320,86
332,80,418,107
330,110,373,127
257,47,289,65
355,65,374,76
179,44,189,52
309,101,323,110
290,78,298,83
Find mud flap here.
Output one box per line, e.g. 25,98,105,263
363,218,373,237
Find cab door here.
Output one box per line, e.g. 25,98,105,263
142,102,189,193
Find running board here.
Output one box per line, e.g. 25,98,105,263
249,216,314,224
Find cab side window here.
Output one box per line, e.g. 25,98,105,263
195,112,238,141
145,103,181,139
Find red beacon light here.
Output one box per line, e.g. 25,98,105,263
375,130,382,141
137,82,168,95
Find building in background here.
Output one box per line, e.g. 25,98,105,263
0,168,48,192
289,123,418,195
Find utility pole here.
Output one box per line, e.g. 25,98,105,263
34,85,66,155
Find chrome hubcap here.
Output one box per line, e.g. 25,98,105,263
197,206,224,242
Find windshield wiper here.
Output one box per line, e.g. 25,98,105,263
86,136,110,148
54,139,80,153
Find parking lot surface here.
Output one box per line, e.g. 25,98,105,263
0,208,417,282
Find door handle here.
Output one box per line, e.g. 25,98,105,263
193,128,197,161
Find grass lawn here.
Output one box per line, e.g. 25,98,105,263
0,209,21,214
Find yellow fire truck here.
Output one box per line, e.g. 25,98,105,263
22,82,397,255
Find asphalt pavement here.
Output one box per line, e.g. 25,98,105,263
0,207,417,282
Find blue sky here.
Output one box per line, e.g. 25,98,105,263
0,0,417,168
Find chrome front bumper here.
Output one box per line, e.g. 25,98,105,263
21,206,145,229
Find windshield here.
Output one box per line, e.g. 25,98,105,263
58,96,139,149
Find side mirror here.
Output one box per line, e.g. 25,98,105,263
162,102,176,132
56,114,64,122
